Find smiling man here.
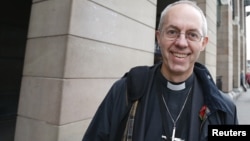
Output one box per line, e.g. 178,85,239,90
156,1,208,83
82,1,238,141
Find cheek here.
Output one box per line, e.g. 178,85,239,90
160,43,172,59
196,44,205,52
158,39,172,50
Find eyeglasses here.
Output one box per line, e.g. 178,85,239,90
161,28,203,42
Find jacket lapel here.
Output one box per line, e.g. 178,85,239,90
188,74,204,141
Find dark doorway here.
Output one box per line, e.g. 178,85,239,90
0,1,32,140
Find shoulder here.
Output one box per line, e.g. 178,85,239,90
108,63,161,103
107,63,159,100
219,91,238,123
220,91,237,109
125,63,160,101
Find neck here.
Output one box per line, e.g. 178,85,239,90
160,64,193,83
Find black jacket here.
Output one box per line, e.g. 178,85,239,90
82,62,238,141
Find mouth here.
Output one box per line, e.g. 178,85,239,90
172,52,189,58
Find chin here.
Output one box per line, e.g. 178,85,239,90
170,65,189,73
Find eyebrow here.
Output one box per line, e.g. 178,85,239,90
165,25,201,33
164,25,179,30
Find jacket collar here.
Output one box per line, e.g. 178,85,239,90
193,62,233,115
126,62,233,115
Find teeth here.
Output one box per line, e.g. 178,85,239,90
173,53,187,58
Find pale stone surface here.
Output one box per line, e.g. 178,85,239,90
15,116,88,141
23,35,154,78
23,36,67,78
64,36,154,78
18,77,63,124
149,0,157,5
232,25,241,87
205,52,217,66
28,0,72,37
69,0,155,53
89,0,156,27
59,78,117,124
197,0,217,81
18,76,117,125
57,120,88,141
217,55,229,63
15,117,58,141
217,4,234,91
207,30,216,48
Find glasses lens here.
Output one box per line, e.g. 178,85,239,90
186,31,201,41
161,29,202,42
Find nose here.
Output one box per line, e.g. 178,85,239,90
175,33,188,47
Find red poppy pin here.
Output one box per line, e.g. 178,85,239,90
199,105,208,121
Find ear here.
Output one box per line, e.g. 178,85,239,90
200,36,208,51
156,30,161,46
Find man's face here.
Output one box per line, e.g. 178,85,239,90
156,4,208,80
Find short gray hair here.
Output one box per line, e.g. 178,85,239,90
158,0,208,36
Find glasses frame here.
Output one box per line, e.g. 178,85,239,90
160,29,204,42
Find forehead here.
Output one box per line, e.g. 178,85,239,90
163,4,203,31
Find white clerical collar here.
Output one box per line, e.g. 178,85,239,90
167,82,185,91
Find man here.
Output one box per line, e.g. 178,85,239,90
241,70,247,91
82,1,238,141
246,72,250,86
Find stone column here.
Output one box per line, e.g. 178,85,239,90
233,25,241,88
232,0,241,89
196,0,217,82
15,0,156,141
217,2,233,92
240,0,247,75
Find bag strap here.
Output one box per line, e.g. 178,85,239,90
122,99,139,141
121,63,161,141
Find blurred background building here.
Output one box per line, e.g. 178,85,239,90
0,0,249,140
